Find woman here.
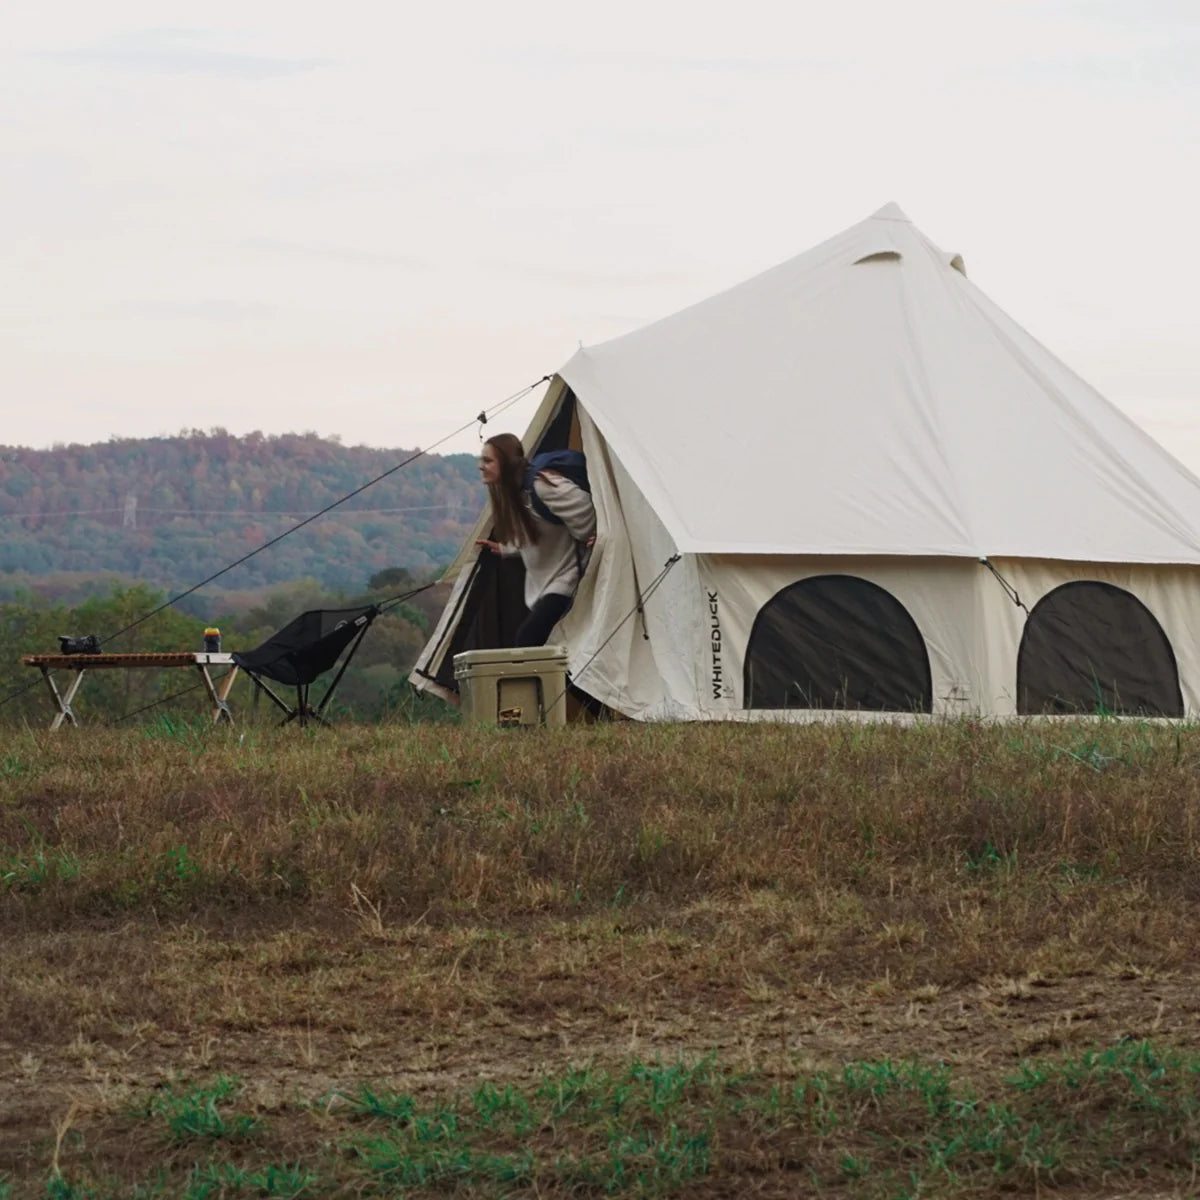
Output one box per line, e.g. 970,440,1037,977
476,433,596,647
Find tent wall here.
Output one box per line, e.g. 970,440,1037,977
677,555,1200,720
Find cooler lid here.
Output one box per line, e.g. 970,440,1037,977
453,644,568,669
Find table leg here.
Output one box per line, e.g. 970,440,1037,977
43,667,85,730
198,664,238,725
216,664,239,724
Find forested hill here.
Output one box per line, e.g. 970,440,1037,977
0,431,481,593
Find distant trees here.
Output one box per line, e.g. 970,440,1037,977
0,432,479,592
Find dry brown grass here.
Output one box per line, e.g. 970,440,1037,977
3,718,1200,1195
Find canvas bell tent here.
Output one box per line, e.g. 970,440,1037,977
411,204,1200,720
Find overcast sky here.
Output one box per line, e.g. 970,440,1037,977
3,1,1198,468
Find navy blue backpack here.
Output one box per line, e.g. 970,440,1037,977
523,450,590,525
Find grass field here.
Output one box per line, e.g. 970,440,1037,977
3,717,1200,1197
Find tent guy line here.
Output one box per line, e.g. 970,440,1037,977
980,558,1032,617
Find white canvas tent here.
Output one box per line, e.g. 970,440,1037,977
412,204,1200,719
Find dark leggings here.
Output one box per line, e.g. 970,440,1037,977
514,593,573,647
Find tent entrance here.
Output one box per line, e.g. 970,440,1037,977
418,388,584,694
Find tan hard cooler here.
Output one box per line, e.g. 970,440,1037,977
453,645,569,728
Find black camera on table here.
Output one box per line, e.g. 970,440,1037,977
58,635,102,655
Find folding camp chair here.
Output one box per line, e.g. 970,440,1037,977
231,604,380,727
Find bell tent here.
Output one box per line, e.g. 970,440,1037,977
411,204,1200,720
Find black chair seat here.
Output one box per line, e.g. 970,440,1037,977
232,605,380,725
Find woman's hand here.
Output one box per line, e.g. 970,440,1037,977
476,538,502,555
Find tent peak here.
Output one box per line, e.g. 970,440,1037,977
870,202,911,223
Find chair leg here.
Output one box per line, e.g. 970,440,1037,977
244,672,297,721
291,684,331,729
311,622,374,722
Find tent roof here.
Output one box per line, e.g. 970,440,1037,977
559,204,1200,564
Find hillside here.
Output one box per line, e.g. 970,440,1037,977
0,431,481,594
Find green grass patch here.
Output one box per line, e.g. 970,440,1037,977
144,1076,259,1143
33,1044,1200,1198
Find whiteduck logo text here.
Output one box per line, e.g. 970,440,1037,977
707,589,733,701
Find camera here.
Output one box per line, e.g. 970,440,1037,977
58,635,102,655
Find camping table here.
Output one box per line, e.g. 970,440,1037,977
21,653,239,730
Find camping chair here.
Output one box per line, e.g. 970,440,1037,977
232,604,380,727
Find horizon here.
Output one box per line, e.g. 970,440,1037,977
0,427,479,458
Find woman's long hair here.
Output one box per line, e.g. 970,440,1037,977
485,433,540,546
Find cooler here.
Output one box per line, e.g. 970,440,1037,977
453,644,569,728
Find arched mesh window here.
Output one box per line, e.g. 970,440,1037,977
744,575,932,712
1017,581,1182,716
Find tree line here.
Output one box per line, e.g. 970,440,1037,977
0,430,481,591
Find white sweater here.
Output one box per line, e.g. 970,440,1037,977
502,473,596,608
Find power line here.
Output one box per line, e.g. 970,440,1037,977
0,503,470,521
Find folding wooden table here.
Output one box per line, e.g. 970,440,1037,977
21,653,239,730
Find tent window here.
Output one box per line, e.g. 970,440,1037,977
1016,581,1182,717
744,575,932,712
